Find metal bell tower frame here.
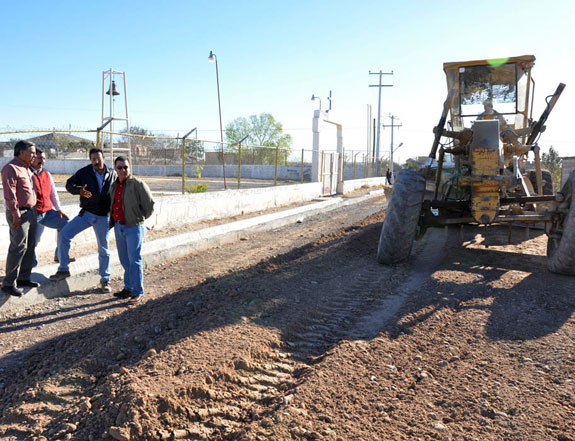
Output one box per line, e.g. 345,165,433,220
100,68,131,163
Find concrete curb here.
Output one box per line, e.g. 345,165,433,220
0,190,386,313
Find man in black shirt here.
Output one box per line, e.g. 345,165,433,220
50,148,116,293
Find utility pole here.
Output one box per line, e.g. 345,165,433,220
369,70,393,174
382,114,402,180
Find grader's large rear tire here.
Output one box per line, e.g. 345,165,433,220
527,169,554,195
547,176,575,275
377,169,426,264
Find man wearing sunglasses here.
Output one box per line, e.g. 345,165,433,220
50,148,116,293
109,156,154,304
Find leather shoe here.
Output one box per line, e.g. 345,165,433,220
113,288,132,299
49,271,71,281
17,280,40,288
2,285,23,297
128,295,144,305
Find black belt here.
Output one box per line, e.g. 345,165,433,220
118,220,126,225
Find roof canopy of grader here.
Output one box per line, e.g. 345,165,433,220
443,55,536,131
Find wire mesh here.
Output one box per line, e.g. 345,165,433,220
1,129,388,193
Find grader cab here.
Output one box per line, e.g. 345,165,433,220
377,55,574,274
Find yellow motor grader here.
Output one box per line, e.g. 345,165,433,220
377,55,573,274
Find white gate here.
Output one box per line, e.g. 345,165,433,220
321,152,339,196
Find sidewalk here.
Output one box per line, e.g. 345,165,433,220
0,189,387,313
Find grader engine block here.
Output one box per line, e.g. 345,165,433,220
457,120,512,224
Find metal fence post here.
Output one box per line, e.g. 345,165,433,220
301,149,304,183
274,145,279,186
341,150,346,183
182,137,186,194
237,142,242,189
181,128,197,194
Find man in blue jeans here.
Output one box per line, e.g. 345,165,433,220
31,149,73,266
109,156,154,304
50,148,116,293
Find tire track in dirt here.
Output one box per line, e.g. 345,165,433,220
227,226,451,439
350,226,449,340
150,211,397,440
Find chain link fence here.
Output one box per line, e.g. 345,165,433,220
341,149,390,180
1,129,389,192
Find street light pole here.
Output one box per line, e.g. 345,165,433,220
311,94,322,111
209,50,227,189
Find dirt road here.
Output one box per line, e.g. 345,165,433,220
1,193,574,440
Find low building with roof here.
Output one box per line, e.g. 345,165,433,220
25,132,95,158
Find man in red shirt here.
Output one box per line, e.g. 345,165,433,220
109,156,154,304
1,140,38,297
31,148,71,266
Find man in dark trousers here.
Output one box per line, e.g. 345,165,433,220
109,156,154,304
50,148,116,293
1,140,38,297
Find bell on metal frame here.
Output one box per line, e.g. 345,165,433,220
106,80,120,96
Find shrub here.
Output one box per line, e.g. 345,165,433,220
185,165,208,194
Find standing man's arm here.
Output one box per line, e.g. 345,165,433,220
138,181,155,219
65,171,83,195
66,170,92,199
2,166,21,227
49,172,61,210
48,172,69,219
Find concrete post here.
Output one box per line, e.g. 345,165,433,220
312,109,323,183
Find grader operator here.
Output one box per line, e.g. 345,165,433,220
377,55,573,274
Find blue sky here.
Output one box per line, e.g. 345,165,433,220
1,0,574,161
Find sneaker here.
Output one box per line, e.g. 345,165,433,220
99,281,112,293
49,271,71,281
113,288,132,299
128,295,143,305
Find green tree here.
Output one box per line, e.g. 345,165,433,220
541,145,561,190
184,139,205,163
225,113,292,165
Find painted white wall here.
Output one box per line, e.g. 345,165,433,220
0,182,324,258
